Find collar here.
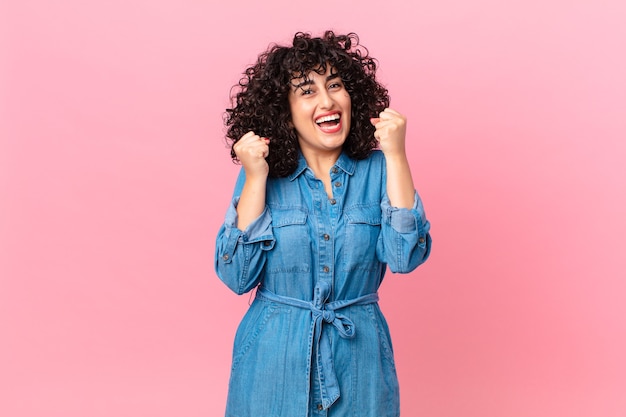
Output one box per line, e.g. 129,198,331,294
288,152,356,182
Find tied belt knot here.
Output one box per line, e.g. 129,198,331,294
319,309,338,327
256,282,379,410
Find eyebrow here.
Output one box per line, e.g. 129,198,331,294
292,73,341,90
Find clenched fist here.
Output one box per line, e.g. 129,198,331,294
234,131,271,178
370,108,407,159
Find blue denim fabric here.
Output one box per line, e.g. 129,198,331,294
215,150,431,417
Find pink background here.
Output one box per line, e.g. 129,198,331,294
2,0,625,416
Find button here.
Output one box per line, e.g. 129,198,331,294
323,266,330,273
222,254,229,261
263,240,271,246
334,181,341,187
329,198,336,205
418,237,425,244
323,234,330,241
317,404,323,410
331,167,338,174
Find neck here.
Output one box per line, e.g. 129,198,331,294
301,148,341,179
300,148,340,199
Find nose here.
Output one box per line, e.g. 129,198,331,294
318,89,334,109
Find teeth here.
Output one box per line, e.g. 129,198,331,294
315,114,340,124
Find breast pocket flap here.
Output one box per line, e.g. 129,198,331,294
345,205,382,226
271,208,307,227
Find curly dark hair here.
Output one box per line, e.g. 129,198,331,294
224,30,390,178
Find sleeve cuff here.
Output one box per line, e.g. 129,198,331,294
224,197,275,245
382,191,428,235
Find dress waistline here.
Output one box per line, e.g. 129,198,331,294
256,283,379,410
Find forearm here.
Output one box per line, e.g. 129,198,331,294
232,131,270,230
371,108,415,208
384,153,415,209
236,175,267,230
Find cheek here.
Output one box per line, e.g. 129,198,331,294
343,95,352,122
292,106,308,126
343,93,352,112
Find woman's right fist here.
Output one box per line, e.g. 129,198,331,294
233,131,270,177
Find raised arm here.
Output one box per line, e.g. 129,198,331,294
372,109,432,272
214,131,275,294
233,131,270,230
371,108,414,209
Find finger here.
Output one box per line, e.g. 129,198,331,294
378,111,396,121
370,117,381,126
379,108,404,121
236,137,267,158
240,131,257,141
259,138,270,154
236,133,259,150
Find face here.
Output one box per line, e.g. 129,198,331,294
288,66,352,157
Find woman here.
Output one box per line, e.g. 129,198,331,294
215,31,431,417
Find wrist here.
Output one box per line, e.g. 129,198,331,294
383,151,410,167
244,167,269,182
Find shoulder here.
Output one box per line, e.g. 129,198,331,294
368,149,385,163
353,149,386,174
265,174,302,207
357,149,384,164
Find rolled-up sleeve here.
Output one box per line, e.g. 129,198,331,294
378,191,431,273
215,172,275,294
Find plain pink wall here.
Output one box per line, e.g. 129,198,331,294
2,0,625,416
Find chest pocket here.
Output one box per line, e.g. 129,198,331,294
267,207,311,275
343,204,382,272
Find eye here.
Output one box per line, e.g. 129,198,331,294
301,88,314,96
329,82,342,90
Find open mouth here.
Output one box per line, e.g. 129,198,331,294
315,113,341,132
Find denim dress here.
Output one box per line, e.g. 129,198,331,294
215,150,431,417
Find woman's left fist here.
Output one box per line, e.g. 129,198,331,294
370,108,407,157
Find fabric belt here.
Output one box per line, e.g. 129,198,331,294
256,282,379,410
